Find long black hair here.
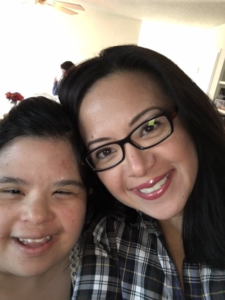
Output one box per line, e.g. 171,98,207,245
59,45,225,268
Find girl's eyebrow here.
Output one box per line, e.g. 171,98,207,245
53,179,84,189
0,177,84,189
0,176,27,185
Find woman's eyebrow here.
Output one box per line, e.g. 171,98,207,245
0,176,27,185
86,106,163,148
87,137,111,148
129,106,162,126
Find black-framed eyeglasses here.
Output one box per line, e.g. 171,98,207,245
84,106,179,172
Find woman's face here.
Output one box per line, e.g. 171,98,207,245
61,68,66,75
0,137,86,278
79,72,198,222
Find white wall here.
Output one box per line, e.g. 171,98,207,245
138,21,225,97
0,2,141,115
2,2,225,116
207,24,225,99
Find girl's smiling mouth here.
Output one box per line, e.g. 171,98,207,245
17,236,52,247
12,234,56,255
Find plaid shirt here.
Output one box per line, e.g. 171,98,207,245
72,213,225,299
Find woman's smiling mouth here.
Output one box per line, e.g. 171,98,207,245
132,171,173,201
139,174,169,194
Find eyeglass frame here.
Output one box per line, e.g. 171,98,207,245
83,106,179,172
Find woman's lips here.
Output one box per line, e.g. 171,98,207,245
132,170,173,201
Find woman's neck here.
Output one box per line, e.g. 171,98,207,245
158,215,185,291
0,258,72,300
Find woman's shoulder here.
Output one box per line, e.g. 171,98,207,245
83,210,158,254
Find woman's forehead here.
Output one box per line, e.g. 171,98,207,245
80,72,169,114
78,72,171,142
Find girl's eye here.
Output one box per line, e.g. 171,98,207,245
54,190,72,195
0,188,24,200
53,189,84,199
3,189,21,194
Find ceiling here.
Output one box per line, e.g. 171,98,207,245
1,0,225,29
75,0,225,29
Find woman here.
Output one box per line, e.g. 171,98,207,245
59,45,225,299
52,61,75,96
0,97,87,300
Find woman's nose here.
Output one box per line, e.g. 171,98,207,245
20,193,54,225
123,143,156,177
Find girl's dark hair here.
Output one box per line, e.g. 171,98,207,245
0,96,89,192
58,44,225,268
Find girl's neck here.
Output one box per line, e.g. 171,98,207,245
0,258,72,300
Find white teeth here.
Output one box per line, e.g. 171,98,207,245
18,236,51,244
139,174,168,194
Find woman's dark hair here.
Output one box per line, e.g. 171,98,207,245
61,61,75,71
58,44,225,268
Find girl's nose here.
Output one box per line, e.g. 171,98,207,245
123,143,156,177
20,193,54,225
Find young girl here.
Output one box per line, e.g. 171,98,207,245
59,45,225,299
0,97,87,300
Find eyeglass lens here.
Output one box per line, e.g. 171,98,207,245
86,114,172,171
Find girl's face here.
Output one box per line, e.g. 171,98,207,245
0,137,86,278
79,72,198,222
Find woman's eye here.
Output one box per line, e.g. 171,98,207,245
95,147,115,159
142,119,158,135
143,124,154,134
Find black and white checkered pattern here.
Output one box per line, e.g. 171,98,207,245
72,213,225,299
